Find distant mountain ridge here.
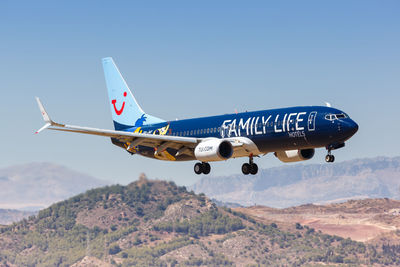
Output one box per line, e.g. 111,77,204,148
0,162,109,210
1,177,399,266
191,156,400,208
0,209,36,225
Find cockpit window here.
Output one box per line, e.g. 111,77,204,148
336,114,347,119
325,114,334,120
325,113,347,121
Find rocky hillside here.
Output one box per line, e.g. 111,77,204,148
1,176,400,266
191,156,400,207
0,162,109,210
236,198,400,243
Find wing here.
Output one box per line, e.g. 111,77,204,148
227,137,263,157
35,97,199,157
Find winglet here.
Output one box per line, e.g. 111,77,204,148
35,122,51,134
36,97,52,124
35,97,63,134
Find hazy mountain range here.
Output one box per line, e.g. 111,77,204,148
0,162,109,210
1,177,398,266
0,209,36,225
2,156,399,212
191,156,400,208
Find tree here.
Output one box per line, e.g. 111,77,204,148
109,244,121,255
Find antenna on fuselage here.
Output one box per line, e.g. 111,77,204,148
325,102,332,107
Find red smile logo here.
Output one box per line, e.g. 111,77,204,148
111,91,127,115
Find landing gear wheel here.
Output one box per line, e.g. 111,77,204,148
325,154,335,163
202,162,211,174
194,163,203,174
250,163,258,175
242,163,251,175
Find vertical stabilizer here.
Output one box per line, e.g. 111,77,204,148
102,57,165,131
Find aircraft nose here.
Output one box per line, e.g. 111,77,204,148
344,119,358,137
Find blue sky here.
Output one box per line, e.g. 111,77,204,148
1,1,399,185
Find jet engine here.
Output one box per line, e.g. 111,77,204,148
194,139,233,162
274,149,315,163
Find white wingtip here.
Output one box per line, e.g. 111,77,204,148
35,122,51,134
36,97,52,123
35,97,55,134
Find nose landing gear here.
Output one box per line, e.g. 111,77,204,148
325,143,344,163
242,155,258,175
194,162,211,175
325,151,335,163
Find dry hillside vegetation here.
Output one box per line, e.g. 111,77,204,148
236,198,400,242
1,178,400,266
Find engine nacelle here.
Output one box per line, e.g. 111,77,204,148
194,139,233,162
274,149,315,163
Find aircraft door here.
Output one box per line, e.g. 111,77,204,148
308,111,317,131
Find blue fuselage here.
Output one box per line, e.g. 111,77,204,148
112,106,358,161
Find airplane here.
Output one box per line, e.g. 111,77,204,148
36,57,358,175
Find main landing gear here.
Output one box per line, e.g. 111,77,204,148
242,155,258,175
194,162,211,175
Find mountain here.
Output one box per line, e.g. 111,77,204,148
1,176,399,266
211,198,242,208
0,162,109,210
0,209,36,225
235,198,400,243
191,156,400,208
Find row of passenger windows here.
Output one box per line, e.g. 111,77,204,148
172,127,220,136
171,121,291,136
